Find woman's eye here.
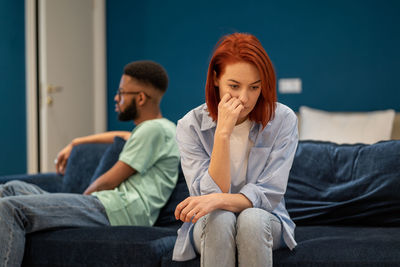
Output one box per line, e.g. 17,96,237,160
251,86,259,90
229,84,239,89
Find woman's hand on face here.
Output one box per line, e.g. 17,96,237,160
175,194,221,223
216,93,244,137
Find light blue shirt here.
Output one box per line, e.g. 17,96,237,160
172,103,299,261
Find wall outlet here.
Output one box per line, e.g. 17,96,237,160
278,78,302,94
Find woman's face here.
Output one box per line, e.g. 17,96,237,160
215,61,262,124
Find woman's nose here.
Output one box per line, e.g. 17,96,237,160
239,90,248,104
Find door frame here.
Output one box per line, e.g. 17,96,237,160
25,0,107,173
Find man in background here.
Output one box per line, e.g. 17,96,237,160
0,61,180,266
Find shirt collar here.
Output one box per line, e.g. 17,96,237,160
200,105,217,131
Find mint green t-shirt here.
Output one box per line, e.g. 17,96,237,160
93,118,180,226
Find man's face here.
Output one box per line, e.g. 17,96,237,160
115,75,139,121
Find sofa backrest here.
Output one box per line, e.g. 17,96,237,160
286,140,400,227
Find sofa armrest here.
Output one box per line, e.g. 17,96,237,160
0,172,63,193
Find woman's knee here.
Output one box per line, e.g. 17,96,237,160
195,210,236,241
193,210,237,254
236,208,276,243
204,209,236,234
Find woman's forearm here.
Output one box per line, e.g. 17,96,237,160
175,193,253,223
216,193,253,213
208,133,231,193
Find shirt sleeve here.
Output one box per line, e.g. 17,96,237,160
119,122,165,174
240,110,299,211
176,118,222,196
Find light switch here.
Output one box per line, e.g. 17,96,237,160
278,78,302,94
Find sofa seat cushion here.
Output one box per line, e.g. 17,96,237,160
23,226,177,267
274,226,400,266
162,226,400,267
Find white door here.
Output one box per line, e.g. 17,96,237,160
37,0,106,172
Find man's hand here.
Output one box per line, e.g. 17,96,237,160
55,143,74,175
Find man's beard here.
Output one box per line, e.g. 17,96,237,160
118,99,138,121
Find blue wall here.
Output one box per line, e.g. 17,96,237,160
106,0,400,131
0,0,26,175
1,0,399,174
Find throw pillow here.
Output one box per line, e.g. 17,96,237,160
89,136,126,184
299,106,395,144
62,143,109,193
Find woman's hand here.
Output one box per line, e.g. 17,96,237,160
55,143,74,174
215,93,244,137
175,194,222,223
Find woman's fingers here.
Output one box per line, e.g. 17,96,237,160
220,93,232,104
175,197,204,223
175,198,189,220
191,210,207,223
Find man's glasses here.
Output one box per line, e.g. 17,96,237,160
116,89,151,99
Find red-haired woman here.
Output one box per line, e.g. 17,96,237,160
173,33,298,266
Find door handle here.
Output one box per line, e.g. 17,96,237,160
47,85,63,94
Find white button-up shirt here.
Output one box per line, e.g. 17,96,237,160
173,102,298,261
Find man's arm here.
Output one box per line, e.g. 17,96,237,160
83,160,136,195
55,131,131,174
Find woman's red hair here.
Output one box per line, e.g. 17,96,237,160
205,33,277,128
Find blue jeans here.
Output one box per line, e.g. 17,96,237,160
0,180,110,267
192,208,283,267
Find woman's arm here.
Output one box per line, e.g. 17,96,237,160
175,193,252,223
208,93,244,192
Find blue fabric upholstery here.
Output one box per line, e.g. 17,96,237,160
155,167,188,227
62,142,109,193
273,226,400,266
286,140,400,226
90,136,126,184
23,226,178,267
1,139,400,266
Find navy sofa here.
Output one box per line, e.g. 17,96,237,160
1,137,400,266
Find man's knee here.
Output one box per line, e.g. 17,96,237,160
0,198,15,218
0,180,22,197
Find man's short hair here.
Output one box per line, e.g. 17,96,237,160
124,61,168,93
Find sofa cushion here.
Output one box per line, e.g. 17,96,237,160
90,136,126,184
62,143,109,193
162,226,400,267
286,140,400,226
299,106,395,144
154,167,189,228
273,226,400,266
23,226,177,267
